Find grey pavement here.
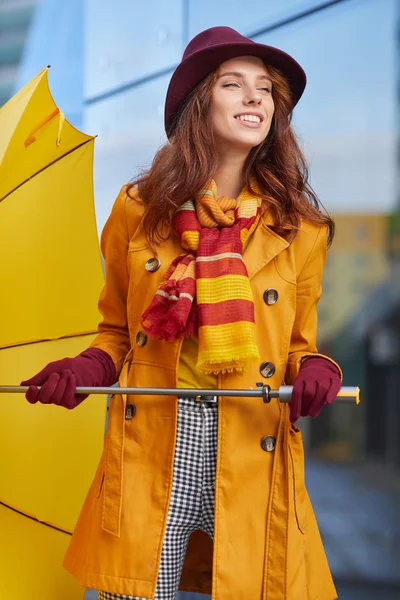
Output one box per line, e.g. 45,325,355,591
306,459,400,584
84,459,400,599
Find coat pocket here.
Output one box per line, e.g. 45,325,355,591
288,426,307,534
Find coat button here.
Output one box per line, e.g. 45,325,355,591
145,257,161,272
136,331,147,346
261,435,276,452
125,403,136,420
263,288,278,305
259,361,275,378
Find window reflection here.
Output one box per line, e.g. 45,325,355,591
85,0,183,98
85,75,169,233
256,0,396,215
187,0,323,39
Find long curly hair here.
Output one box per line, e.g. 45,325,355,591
127,63,334,247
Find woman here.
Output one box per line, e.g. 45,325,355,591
22,27,342,600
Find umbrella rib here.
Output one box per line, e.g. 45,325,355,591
0,137,94,204
0,330,98,351
0,499,72,536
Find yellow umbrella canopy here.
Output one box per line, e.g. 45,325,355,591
0,67,106,599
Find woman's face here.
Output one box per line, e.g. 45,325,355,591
211,55,275,155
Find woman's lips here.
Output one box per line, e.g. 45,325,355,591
234,117,263,129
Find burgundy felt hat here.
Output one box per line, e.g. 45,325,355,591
164,26,307,137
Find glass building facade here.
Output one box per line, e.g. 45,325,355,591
0,0,37,107
13,0,84,128
10,0,400,597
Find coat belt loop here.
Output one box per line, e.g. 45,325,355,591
101,352,132,536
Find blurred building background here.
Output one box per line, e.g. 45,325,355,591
2,0,400,598
0,0,36,106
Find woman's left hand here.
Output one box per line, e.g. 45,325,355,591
290,357,342,423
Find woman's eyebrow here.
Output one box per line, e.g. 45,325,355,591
218,71,272,81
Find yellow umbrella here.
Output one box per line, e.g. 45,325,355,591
0,67,106,599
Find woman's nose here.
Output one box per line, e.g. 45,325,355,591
245,90,262,105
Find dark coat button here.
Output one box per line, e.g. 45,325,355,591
125,404,136,420
136,331,147,346
259,361,275,378
261,435,276,452
145,257,161,272
263,288,278,305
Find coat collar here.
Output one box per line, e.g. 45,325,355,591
243,211,291,279
260,205,295,230
131,205,293,281
158,211,292,281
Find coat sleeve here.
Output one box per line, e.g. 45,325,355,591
89,186,132,377
285,224,342,384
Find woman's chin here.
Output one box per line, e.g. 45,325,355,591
224,134,265,152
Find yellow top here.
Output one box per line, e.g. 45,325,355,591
178,336,218,389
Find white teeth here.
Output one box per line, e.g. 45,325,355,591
236,114,261,123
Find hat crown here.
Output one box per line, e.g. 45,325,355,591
182,26,253,60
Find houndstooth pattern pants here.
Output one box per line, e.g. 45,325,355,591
98,396,218,600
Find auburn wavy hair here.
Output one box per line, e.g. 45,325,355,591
127,63,334,247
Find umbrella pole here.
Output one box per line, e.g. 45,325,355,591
0,385,360,404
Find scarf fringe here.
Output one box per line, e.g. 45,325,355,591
197,354,258,375
141,293,198,340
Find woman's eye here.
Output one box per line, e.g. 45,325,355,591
223,83,271,93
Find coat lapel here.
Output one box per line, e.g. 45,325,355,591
244,213,290,280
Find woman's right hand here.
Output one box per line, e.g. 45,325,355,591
20,348,116,409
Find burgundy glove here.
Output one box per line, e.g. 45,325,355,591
20,348,116,410
290,357,341,423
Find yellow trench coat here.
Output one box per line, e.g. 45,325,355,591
63,186,340,600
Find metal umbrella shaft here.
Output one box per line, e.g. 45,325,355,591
0,385,360,404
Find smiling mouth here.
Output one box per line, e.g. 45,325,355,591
234,114,263,123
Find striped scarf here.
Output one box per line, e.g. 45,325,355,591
140,179,262,374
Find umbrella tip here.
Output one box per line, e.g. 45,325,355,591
47,64,51,69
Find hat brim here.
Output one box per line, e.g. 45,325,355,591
165,40,306,137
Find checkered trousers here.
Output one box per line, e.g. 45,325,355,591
98,395,218,600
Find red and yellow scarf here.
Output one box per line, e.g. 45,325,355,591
140,179,262,374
